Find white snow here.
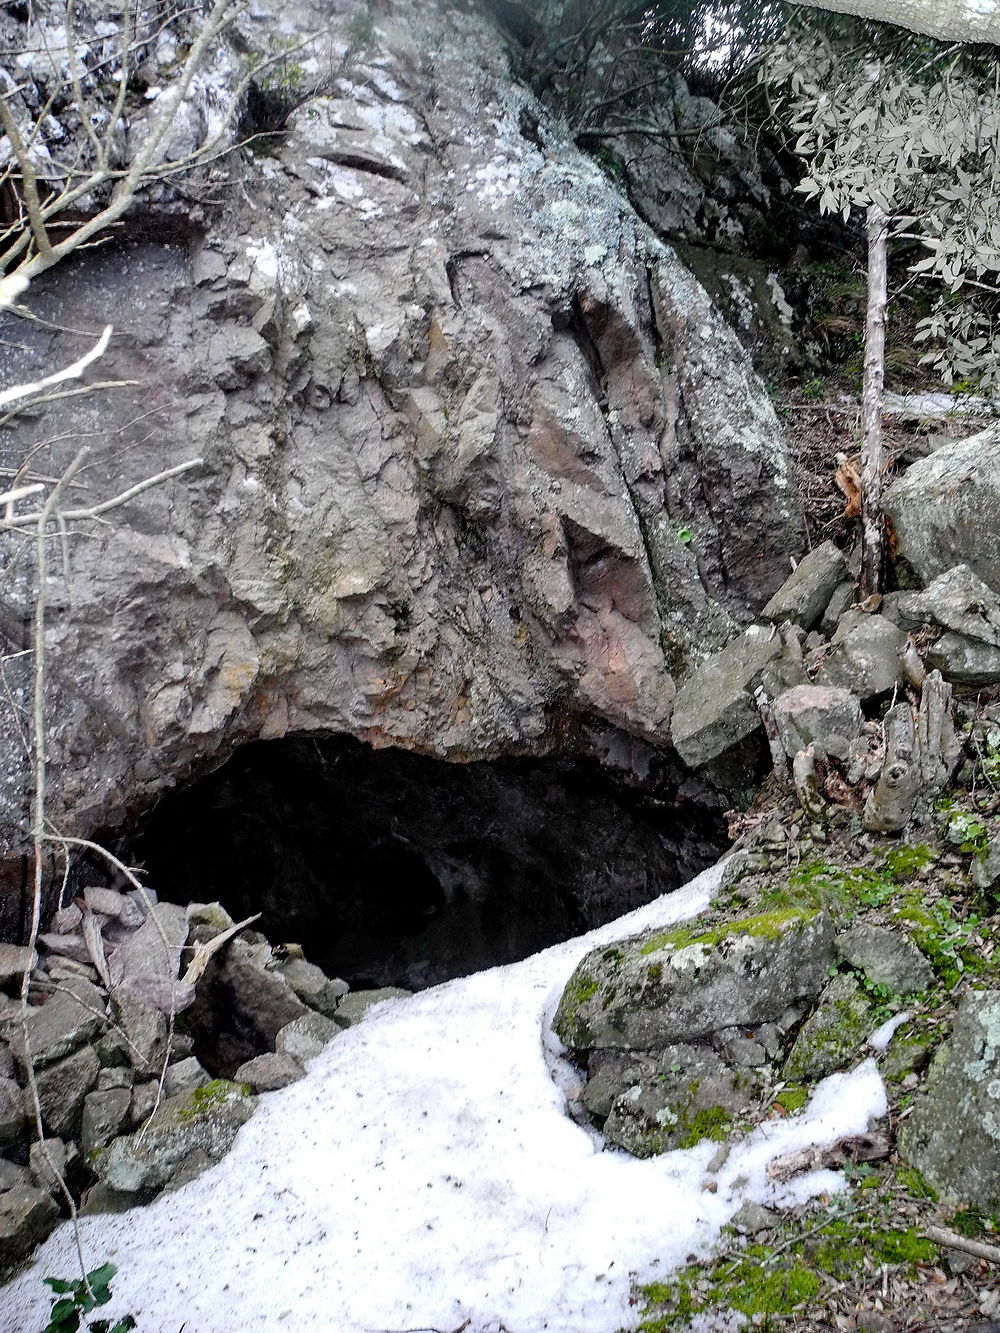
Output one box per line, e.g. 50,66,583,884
3,861,887,1333
868,1011,912,1053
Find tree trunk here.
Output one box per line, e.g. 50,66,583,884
790,0,1000,43
860,204,888,599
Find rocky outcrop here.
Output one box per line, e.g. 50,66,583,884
0,0,802,926
883,424,1000,590
899,990,1000,1208
0,886,393,1265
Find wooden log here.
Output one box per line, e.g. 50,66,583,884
863,701,919,832
792,745,826,819
917,669,960,797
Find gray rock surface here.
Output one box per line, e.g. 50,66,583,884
836,926,935,996
670,625,783,767
816,611,906,698
782,975,873,1083
773,684,862,761
926,633,1000,686
554,909,834,1050
279,959,349,1019
0,1077,25,1143
235,1053,305,1092
0,0,802,926
96,1080,257,1195
896,565,1000,647
762,541,848,631
6,977,107,1070
162,1057,211,1100
28,1138,75,1196
333,987,412,1029
81,1088,133,1158
220,938,310,1043
601,1044,756,1157
0,1180,59,1271
0,946,35,986
36,1045,99,1139
899,990,1000,1208
274,1013,340,1063
883,426,1000,591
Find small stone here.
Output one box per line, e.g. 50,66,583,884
10,976,107,1069
186,902,234,934
773,684,863,761
235,1053,305,1092
816,610,906,698
37,1045,99,1138
0,945,36,986
0,1181,59,1267
333,988,412,1029
279,959,349,1019
128,1081,159,1131
84,886,143,924
836,924,935,995
37,932,93,965
163,1057,211,1100
926,632,1000,686
220,937,309,1043
729,1201,778,1235
110,987,167,1077
712,1028,768,1067
79,1182,136,1216
29,1137,75,1195
81,1088,132,1158
50,905,82,935
0,1158,30,1193
45,959,100,984
762,540,848,631
95,1027,132,1069
782,975,873,1083
97,1066,134,1091
275,1013,340,1063
0,1079,26,1143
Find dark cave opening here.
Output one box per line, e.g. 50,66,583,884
125,735,728,993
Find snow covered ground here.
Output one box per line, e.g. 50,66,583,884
3,860,886,1333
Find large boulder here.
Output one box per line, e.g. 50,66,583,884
0,0,801,929
553,906,834,1050
884,426,1000,591
899,990,1000,1208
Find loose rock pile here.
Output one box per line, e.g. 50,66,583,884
0,891,408,1272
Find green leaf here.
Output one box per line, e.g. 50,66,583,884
43,1278,77,1295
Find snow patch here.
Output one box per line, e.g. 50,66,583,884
2,862,887,1333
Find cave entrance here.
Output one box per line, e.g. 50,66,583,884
126,735,727,991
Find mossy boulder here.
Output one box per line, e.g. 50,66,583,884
899,990,1000,1208
782,974,873,1083
95,1079,257,1196
600,1044,756,1157
835,923,934,996
554,908,834,1051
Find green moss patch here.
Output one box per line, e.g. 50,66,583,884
636,1218,936,1329
639,906,815,957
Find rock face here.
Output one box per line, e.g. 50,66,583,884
899,990,1000,1208
553,906,834,1050
883,426,1000,591
0,0,801,927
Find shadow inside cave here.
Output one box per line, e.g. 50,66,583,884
124,734,728,992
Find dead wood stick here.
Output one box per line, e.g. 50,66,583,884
924,1225,1000,1265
